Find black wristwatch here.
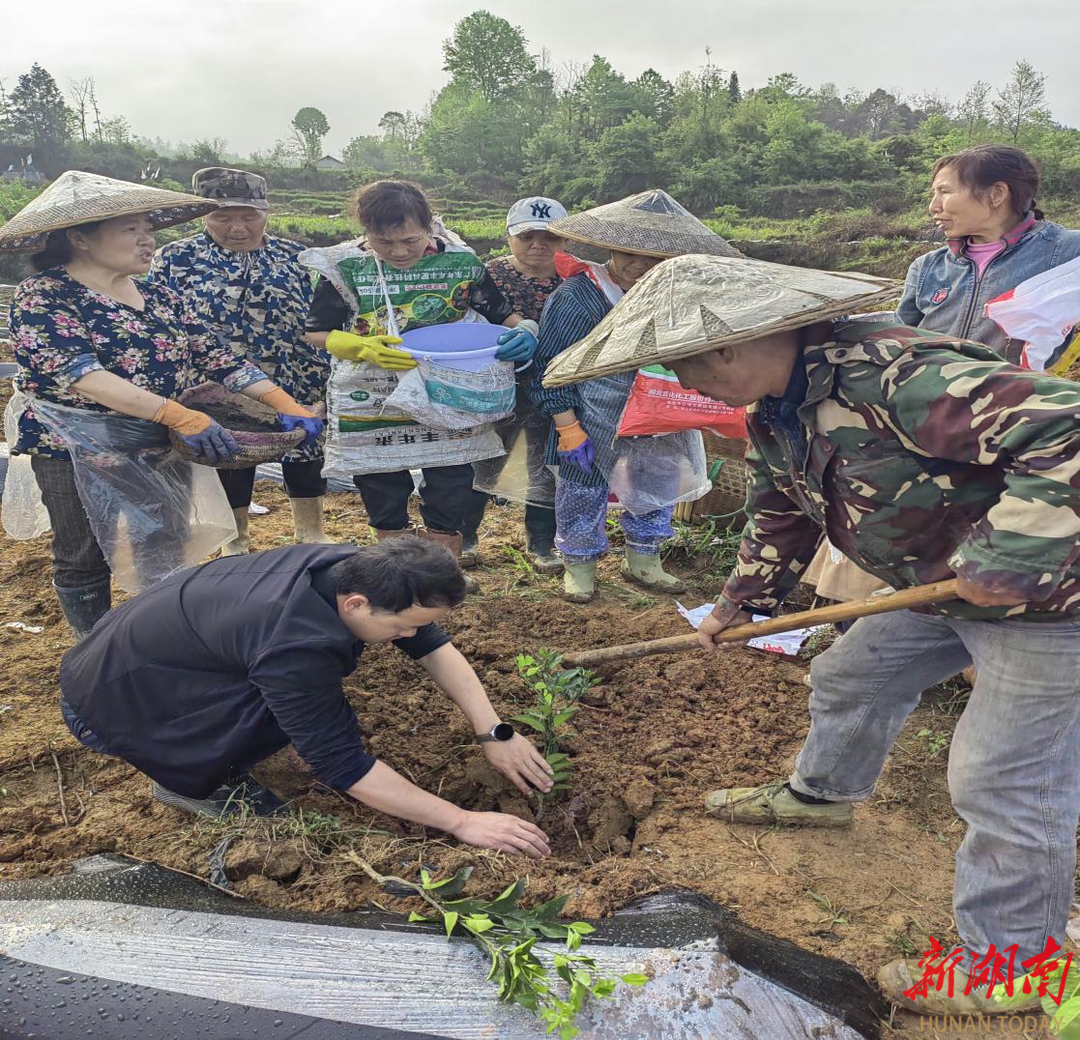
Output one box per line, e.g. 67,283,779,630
476,722,514,743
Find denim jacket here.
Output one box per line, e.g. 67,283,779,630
897,219,1080,364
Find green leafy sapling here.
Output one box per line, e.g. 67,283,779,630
513,650,599,819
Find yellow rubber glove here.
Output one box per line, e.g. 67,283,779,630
258,386,315,418
152,399,212,436
325,330,416,370
555,420,589,452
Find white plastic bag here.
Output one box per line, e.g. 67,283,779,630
383,357,516,431
1,392,51,540
30,400,235,592
677,601,827,656
986,255,1080,372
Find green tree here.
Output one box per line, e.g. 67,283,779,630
727,71,741,104
593,114,664,199
631,69,675,126
6,63,71,167
291,106,330,166
343,134,393,173
957,80,993,141
442,10,535,103
572,56,640,140
993,60,1047,143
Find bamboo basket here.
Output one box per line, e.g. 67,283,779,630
673,432,748,523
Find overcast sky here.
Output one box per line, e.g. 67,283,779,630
4,0,1078,157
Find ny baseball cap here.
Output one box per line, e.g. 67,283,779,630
506,196,568,236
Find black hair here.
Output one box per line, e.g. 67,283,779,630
933,144,1044,221
328,538,466,613
352,179,433,234
30,222,103,272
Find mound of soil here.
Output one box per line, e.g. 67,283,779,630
0,484,969,1037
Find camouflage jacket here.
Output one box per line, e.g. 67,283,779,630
721,321,1080,620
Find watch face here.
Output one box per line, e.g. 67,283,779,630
492,722,514,741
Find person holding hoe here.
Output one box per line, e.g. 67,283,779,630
542,252,1080,1017
58,537,553,857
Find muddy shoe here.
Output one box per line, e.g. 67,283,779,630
531,550,565,575
621,548,685,593
877,957,1040,1015
562,562,597,603
152,774,288,818
705,782,852,827
459,532,479,569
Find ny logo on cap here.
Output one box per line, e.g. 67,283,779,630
530,201,552,219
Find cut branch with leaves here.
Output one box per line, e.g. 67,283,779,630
347,853,646,1038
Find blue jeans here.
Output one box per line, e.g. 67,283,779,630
554,481,674,564
792,609,1080,962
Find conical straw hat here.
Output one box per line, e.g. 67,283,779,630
542,254,900,387
0,170,218,252
549,189,740,259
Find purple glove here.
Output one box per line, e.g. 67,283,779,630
279,413,325,449
179,422,240,464
557,436,596,475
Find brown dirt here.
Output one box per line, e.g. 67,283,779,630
0,483,974,1037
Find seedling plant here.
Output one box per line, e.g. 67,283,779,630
514,649,599,819
347,854,647,1038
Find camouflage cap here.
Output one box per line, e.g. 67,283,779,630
191,167,269,210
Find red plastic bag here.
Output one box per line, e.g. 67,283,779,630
618,365,747,438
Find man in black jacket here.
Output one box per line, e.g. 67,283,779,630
60,539,552,859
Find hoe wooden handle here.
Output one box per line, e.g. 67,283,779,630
561,579,960,669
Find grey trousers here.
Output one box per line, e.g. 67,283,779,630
793,608,1080,962
31,454,110,588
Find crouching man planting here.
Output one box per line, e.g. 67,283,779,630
541,254,1080,1016
59,540,553,858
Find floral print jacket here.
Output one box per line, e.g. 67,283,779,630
149,233,329,462
9,268,266,458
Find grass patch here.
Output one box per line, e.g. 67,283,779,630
663,516,743,579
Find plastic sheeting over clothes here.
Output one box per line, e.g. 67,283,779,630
576,371,709,515
2,393,51,539
4,396,235,592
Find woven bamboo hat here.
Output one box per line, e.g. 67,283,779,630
549,189,740,259
542,254,900,387
0,170,217,252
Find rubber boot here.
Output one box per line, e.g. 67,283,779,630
54,578,112,641
459,490,488,569
562,562,597,603
525,504,562,574
220,507,251,556
418,528,478,593
621,547,684,594
290,496,333,544
371,526,416,542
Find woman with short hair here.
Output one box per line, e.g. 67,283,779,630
301,179,538,587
